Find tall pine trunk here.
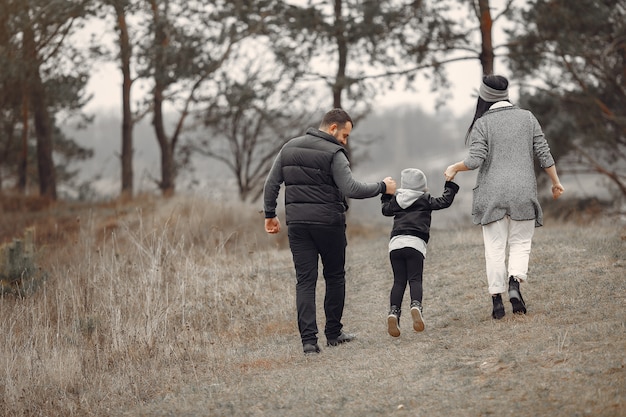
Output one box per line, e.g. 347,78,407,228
332,0,352,159
150,0,175,197
153,86,175,197
477,0,495,76
17,90,28,193
116,5,134,200
24,23,56,200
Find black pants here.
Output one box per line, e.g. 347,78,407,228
287,224,347,345
389,247,424,309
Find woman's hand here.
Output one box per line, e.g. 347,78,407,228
551,183,565,200
444,165,457,181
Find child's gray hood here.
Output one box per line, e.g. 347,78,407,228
396,188,424,209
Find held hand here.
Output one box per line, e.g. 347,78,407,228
383,176,397,195
551,183,565,200
444,165,456,182
265,217,281,234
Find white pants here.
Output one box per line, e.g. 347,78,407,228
482,216,535,295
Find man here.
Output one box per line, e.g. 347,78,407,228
263,108,397,354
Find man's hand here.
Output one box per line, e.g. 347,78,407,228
265,217,281,234
383,176,397,195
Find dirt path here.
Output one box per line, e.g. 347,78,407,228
121,225,625,416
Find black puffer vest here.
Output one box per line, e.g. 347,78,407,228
281,128,348,225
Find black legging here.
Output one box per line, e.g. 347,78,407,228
389,247,424,309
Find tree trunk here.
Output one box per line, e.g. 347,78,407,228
332,0,347,110
116,5,134,200
150,0,175,197
332,0,354,161
24,23,56,199
31,79,57,200
153,86,175,197
17,89,28,193
477,0,495,76
0,7,22,194
1,120,15,193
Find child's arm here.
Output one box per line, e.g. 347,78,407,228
429,181,460,210
381,193,396,217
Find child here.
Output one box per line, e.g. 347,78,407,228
381,168,459,337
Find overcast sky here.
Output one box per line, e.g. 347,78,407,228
85,59,485,117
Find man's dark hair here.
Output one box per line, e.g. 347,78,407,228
320,108,354,129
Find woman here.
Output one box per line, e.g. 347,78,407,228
444,75,565,319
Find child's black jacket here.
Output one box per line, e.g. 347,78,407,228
381,181,459,243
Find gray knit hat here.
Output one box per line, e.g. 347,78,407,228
400,168,427,192
479,77,509,101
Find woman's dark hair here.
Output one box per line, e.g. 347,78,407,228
464,75,509,144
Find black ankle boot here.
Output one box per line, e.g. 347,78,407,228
492,294,505,319
508,276,527,314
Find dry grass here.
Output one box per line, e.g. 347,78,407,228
0,195,624,416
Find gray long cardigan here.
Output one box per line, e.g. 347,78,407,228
463,104,555,227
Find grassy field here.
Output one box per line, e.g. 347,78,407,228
0,195,624,416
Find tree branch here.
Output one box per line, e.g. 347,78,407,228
305,54,480,83
572,143,626,197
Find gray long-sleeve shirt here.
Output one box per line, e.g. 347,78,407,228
263,130,385,219
463,103,555,227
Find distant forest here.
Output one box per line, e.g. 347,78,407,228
0,0,623,209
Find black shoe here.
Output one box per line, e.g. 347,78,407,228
492,294,505,319
387,305,401,337
326,331,356,346
303,343,320,354
508,276,527,314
